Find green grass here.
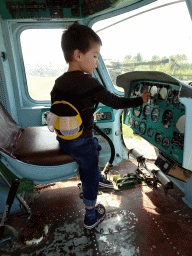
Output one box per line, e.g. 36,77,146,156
122,123,142,140
27,75,55,101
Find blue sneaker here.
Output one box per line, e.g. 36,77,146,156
84,204,106,229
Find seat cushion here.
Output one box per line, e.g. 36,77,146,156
13,126,75,166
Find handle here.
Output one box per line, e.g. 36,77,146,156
6,179,20,213
0,179,20,237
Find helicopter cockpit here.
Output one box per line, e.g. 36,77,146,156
0,0,192,254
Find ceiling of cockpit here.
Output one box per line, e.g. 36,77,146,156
0,0,156,20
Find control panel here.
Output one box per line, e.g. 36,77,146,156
0,0,129,19
94,106,114,123
123,80,185,165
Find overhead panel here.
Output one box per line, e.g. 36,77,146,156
0,0,143,20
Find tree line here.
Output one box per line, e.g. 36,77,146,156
25,53,192,84
106,53,192,84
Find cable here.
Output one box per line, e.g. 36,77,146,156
93,124,115,165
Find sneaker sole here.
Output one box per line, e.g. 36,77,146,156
99,182,114,188
84,213,106,230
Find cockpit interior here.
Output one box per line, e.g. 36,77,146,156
0,0,192,255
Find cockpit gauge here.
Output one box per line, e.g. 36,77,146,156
150,85,158,98
162,137,170,149
168,90,173,98
155,133,162,143
147,127,153,137
139,122,146,135
128,117,133,127
151,108,160,122
166,90,173,105
172,93,180,107
166,98,171,106
134,84,140,95
143,105,151,119
159,87,168,100
176,115,185,134
141,83,149,93
162,110,173,128
134,120,139,129
133,106,142,117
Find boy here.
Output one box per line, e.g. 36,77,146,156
51,23,151,229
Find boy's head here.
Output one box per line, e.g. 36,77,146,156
61,23,102,64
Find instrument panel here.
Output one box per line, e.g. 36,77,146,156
0,0,135,19
124,80,185,165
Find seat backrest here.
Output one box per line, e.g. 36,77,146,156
0,103,23,157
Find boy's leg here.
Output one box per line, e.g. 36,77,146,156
75,138,100,206
57,136,100,206
57,136,106,228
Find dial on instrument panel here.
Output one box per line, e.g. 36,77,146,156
134,84,140,95
134,120,139,129
162,137,170,149
147,127,153,137
176,115,185,134
162,110,173,128
150,85,158,98
141,83,149,93
155,133,162,143
139,122,146,134
172,93,180,107
168,90,173,98
133,106,142,117
128,117,133,127
159,87,168,100
143,105,151,119
151,108,160,122
166,91,173,105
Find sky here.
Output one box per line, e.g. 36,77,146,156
93,0,192,62
20,0,192,67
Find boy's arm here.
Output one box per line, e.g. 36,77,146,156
94,86,146,109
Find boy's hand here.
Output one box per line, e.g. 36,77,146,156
141,92,151,104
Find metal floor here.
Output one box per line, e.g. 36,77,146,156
0,159,192,256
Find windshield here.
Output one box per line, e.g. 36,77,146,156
93,0,192,90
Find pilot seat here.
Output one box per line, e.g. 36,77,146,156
0,102,78,215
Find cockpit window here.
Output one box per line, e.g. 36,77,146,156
20,29,68,101
93,0,192,91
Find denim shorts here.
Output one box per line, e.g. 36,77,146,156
57,136,102,207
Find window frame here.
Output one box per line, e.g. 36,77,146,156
12,22,74,107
